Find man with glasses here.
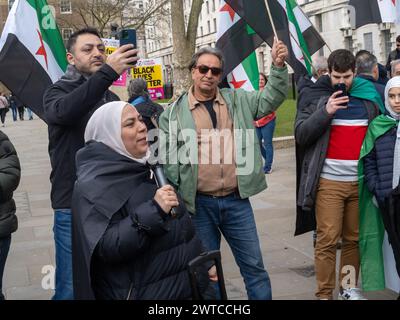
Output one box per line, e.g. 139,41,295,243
159,39,288,300
386,35,400,77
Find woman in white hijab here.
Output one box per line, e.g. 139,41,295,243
360,76,400,297
71,101,214,300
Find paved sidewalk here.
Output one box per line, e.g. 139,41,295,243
1,115,398,300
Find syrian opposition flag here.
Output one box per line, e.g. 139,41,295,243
225,0,325,76
0,0,67,120
349,0,399,28
216,0,263,90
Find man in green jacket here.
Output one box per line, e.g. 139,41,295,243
158,38,288,300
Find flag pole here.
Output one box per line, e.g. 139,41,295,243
324,43,333,53
287,32,317,75
265,0,279,40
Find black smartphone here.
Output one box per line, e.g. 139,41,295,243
119,29,137,65
333,83,348,106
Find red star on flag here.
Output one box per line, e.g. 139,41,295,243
229,74,246,89
382,0,397,5
220,3,236,22
35,29,48,70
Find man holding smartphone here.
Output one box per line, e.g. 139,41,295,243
43,27,139,300
295,49,383,300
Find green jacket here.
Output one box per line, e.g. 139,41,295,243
158,65,288,213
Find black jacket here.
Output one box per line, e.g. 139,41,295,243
43,64,120,209
294,75,333,235
386,49,400,73
0,131,21,238
72,142,209,300
364,126,397,207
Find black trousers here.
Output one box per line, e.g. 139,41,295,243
0,108,7,124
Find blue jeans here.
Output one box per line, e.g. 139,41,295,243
53,209,74,300
193,193,272,300
0,235,11,300
10,106,17,121
256,119,276,173
26,108,33,120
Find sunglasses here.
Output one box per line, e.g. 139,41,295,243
194,65,223,76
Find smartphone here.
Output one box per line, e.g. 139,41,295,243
333,83,348,106
119,29,137,65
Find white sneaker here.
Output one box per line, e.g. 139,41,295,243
338,288,367,300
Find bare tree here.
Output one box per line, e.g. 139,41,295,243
57,0,169,37
170,0,203,97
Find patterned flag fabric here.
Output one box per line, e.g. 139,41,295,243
225,0,326,76
349,0,399,28
0,0,67,120
216,0,260,91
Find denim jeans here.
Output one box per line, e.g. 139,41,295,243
10,106,17,121
192,193,272,300
53,209,74,300
256,119,276,173
0,235,11,300
26,108,33,120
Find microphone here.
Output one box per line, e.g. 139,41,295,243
151,163,177,217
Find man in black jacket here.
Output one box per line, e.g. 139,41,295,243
43,27,139,300
386,35,400,76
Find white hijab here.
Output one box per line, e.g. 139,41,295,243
384,77,400,188
84,101,150,164
384,76,400,120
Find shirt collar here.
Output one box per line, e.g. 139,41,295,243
188,86,225,111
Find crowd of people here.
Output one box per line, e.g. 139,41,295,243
0,93,34,127
0,26,400,301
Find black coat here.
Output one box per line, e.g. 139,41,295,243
72,142,209,300
364,126,397,207
43,64,120,209
383,185,400,279
294,75,334,235
0,131,21,238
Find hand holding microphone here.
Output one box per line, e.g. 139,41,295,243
154,185,179,216
152,164,178,217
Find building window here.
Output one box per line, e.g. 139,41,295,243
212,0,216,12
200,27,203,37
62,28,73,44
364,32,373,54
213,18,217,32
207,20,211,34
315,14,322,33
382,29,392,59
344,36,354,54
60,0,72,14
206,1,209,14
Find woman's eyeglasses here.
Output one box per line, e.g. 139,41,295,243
194,65,223,76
